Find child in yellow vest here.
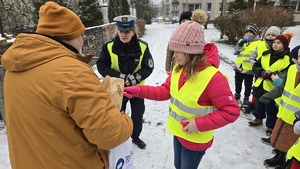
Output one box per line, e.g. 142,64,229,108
124,21,240,169
233,24,260,108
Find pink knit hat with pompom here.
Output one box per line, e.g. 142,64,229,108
169,21,205,54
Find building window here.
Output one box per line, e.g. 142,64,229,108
219,3,222,11
207,3,212,12
189,4,194,11
291,1,297,11
188,3,201,11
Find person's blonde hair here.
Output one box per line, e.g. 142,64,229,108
174,53,206,80
192,9,208,25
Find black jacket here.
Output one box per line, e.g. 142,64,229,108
252,48,292,99
97,35,154,86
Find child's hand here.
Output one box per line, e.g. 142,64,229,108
271,74,279,81
240,37,248,43
181,119,199,134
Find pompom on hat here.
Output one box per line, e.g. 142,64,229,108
169,21,205,54
274,32,293,49
36,1,85,40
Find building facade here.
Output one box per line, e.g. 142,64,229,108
164,0,300,23
164,0,234,21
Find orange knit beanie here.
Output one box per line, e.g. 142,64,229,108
36,1,85,40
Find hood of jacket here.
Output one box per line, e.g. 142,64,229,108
2,33,78,72
204,43,220,68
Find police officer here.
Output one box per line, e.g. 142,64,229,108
97,15,154,149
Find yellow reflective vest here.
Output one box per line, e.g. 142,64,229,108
107,41,146,85
277,65,300,124
168,66,218,143
253,53,290,105
256,41,269,61
287,138,300,161
235,40,260,71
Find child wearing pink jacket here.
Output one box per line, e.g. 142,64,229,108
124,21,240,169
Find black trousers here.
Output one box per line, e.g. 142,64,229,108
234,71,254,98
121,96,145,140
253,99,278,129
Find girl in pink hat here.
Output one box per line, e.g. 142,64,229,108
124,21,240,169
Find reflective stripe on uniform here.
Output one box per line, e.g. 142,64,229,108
107,41,147,85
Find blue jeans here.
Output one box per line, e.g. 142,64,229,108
173,136,206,169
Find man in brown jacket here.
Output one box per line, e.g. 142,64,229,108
1,1,133,169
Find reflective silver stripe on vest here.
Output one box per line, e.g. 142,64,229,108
237,53,251,58
170,96,216,116
169,108,186,122
282,90,300,102
281,90,300,112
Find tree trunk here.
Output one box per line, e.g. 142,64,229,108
220,0,227,39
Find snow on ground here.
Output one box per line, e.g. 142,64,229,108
1,23,300,169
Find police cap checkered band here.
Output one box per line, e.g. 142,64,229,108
114,15,137,31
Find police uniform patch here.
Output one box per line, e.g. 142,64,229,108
147,59,154,69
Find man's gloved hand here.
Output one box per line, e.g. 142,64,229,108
261,71,272,80
124,86,140,99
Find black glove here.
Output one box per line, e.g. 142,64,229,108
233,66,240,72
294,111,300,125
125,75,137,86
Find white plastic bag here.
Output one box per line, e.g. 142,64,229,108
108,138,134,169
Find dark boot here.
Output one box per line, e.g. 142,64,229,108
266,128,273,136
264,149,286,168
275,159,293,169
248,118,263,126
132,138,146,149
242,97,250,107
261,137,271,145
234,93,240,101
242,102,255,114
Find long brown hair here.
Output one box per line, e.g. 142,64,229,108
174,53,206,80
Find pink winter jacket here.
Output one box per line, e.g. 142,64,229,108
138,43,240,151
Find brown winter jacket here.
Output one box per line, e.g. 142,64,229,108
1,33,133,169
271,118,299,152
